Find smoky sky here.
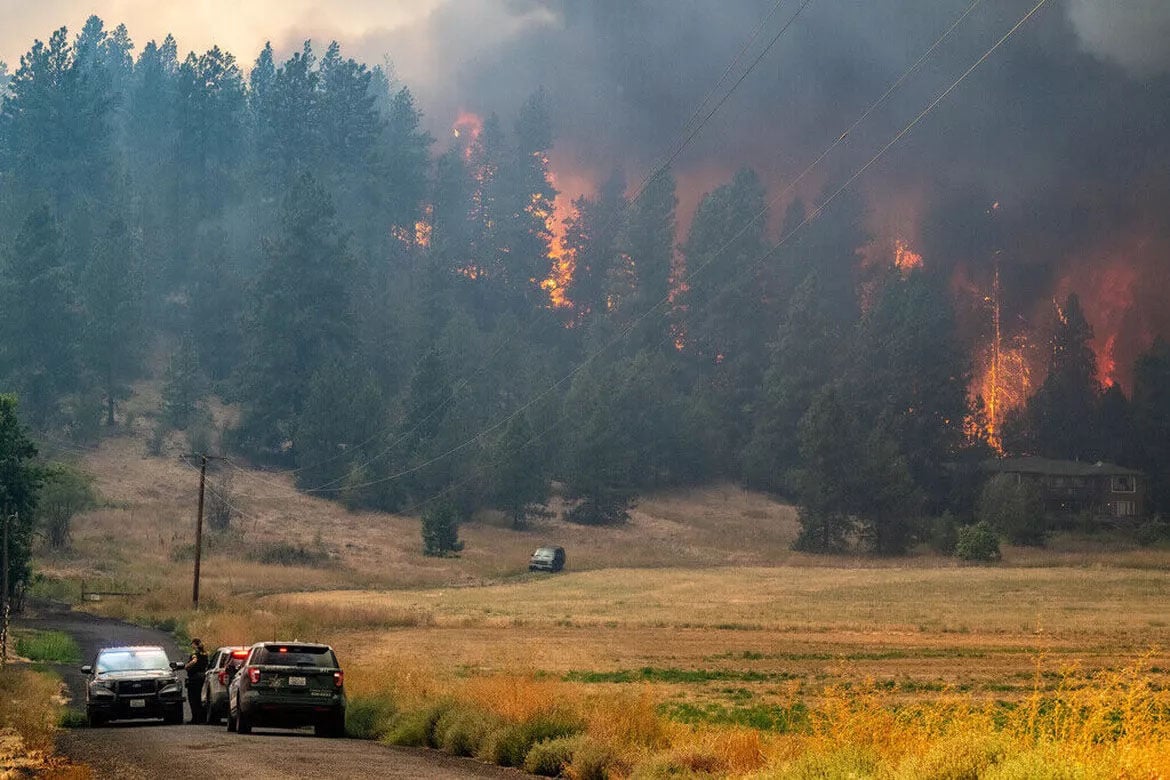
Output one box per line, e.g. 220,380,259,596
348,0,1170,376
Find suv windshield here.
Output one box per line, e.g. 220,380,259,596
96,648,170,673
251,645,337,668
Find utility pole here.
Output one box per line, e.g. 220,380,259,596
193,455,207,610
1,509,10,669
190,454,225,611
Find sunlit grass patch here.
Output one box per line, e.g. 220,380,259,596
662,701,810,733
565,667,799,684
15,630,82,664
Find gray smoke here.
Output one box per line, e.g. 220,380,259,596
1067,0,1170,75
317,0,1168,381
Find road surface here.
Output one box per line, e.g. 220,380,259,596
19,603,527,779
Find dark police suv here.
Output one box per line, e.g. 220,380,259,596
82,646,185,726
227,642,346,737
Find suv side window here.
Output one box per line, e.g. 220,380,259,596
209,651,223,670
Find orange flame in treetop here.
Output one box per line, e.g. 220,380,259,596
452,111,483,162
414,204,433,249
894,238,923,274
968,262,1033,453
535,154,580,311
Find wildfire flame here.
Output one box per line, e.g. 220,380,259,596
969,263,1032,452
452,110,483,162
414,204,433,249
536,157,576,311
894,238,923,274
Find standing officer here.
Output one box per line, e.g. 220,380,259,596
184,638,209,724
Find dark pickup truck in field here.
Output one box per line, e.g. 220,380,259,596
227,642,346,737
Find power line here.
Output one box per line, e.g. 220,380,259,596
629,0,816,201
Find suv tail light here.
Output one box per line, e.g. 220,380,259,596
333,670,344,688
247,667,261,685
218,670,228,686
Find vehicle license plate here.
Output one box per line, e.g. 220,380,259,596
289,676,307,686
130,698,146,708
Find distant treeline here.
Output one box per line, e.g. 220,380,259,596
2,17,1169,553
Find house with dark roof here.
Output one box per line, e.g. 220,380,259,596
982,457,1145,521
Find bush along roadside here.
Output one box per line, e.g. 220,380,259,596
344,691,624,778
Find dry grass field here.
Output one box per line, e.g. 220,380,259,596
32,424,1170,777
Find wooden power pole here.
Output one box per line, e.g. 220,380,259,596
193,455,207,610
191,454,224,610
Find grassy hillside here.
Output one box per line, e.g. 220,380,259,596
31,427,1170,778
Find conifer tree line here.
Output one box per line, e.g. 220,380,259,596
2,17,1169,554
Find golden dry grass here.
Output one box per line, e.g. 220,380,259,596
0,667,92,778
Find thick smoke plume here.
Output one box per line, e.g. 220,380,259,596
334,0,1170,389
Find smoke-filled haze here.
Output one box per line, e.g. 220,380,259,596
2,0,1169,387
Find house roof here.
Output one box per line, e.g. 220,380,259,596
982,456,1142,478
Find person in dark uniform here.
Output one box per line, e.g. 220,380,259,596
184,638,209,724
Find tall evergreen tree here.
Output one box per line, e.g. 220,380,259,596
793,386,921,554
679,168,771,471
174,47,246,217
161,332,206,430
0,394,43,601
82,217,145,426
623,168,678,349
743,271,842,495
0,206,80,427
850,268,971,509
1132,339,1170,512
1010,294,1102,459
237,174,356,455
563,169,627,323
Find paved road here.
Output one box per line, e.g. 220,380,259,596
19,604,527,779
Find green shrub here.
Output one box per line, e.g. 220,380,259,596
892,733,1006,779
927,511,960,555
977,473,1048,545
346,696,397,740
1136,516,1170,546
567,737,619,780
422,501,464,557
39,463,98,549
16,630,82,664
384,701,452,747
980,748,1090,780
245,541,331,567
523,735,586,776
775,746,880,780
955,521,1001,562
58,709,88,728
479,713,585,767
630,753,725,778
434,705,502,756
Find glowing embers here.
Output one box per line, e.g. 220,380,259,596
414,204,433,249
894,238,923,274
